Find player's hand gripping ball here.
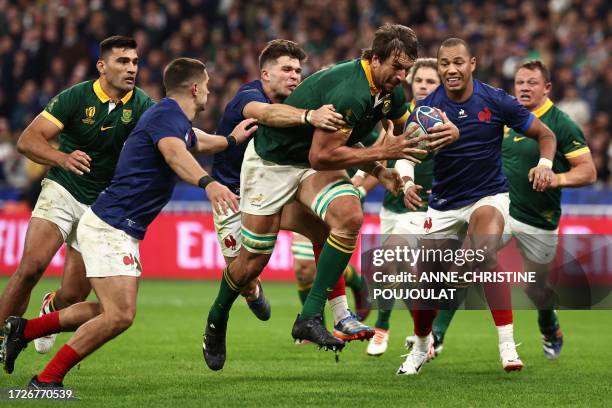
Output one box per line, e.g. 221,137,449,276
404,106,444,159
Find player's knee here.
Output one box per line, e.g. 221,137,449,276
332,210,363,235
108,308,136,333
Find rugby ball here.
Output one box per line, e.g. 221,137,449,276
410,105,444,133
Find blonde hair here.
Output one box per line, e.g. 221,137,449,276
407,58,438,85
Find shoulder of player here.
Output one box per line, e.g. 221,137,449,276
322,59,369,91
236,82,268,101
544,105,583,138
474,80,510,102
52,80,93,101
130,86,153,101
145,99,187,124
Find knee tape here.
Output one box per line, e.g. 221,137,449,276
311,180,360,220
241,227,278,254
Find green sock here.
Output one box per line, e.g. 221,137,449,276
538,310,559,335
432,309,457,340
375,309,392,330
300,235,355,320
207,267,241,331
298,287,311,305
432,286,467,339
343,264,363,291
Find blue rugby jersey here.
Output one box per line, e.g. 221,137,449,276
418,80,534,210
212,80,271,195
92,98,196,240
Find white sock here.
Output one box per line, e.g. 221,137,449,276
329,295,350,323
415,334,432,353
244,283,260,301
497,323,515,344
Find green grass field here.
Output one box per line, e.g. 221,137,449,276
1,277,611,407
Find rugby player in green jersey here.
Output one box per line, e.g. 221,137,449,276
0,36,155,356
426,60,596,361
504,60,596,359
204,24,460,370
365,58,440,356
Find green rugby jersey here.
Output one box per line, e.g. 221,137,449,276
42,80,154,205
254,59,409,166
383,100,433,214
502,99,590,230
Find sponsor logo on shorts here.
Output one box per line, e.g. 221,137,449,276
123,254,135,266
224,234,237,250
249,193,264,206
423,217,433,233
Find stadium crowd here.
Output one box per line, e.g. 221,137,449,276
0,0,609,205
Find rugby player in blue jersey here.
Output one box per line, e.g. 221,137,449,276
212,39,372,339
396,38,557,375
0,58,256,387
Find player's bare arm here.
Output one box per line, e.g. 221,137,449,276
549,152,597,188
192,118,258,154
17,114,91,175
309,120,426,171
158,137,238,215
243,101,345,131
523,117,557,192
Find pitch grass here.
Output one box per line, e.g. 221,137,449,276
1,278,611,407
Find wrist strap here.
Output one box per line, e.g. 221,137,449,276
306,110,313,124
226,134,237,148
198,175,215,189
403,178,415,194
354,170,367,179
372,164,385,178
537,158,553,168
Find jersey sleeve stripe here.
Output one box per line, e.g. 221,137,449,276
40,111,64,130
564,146,590,159
517,112,535,133
391,109,410,126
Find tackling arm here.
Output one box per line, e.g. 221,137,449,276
191,118,258,154
158,137,239,214
243,101,345,131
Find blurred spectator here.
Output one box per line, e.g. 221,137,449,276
557,86,591,127
0,0,609,207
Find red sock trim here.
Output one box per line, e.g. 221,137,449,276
24,311,61,342
313,244,323,265
483,276,513,326
37,344,82,384
490,309,513,326
412,309,437,336
328,275,346,300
